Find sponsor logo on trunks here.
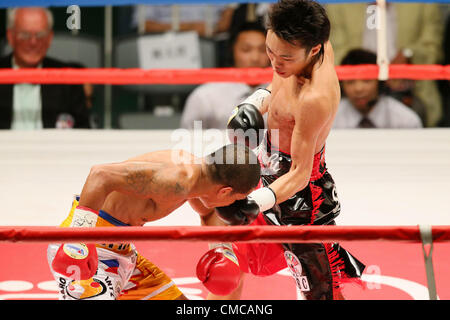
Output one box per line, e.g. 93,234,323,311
71,211,97,228
284,251,310,292
58,277,68,299
260,152,281,176
66,278,107,299
64,276,115,300
100,259,120,274
62,243,89,260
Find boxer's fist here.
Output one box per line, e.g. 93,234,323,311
215,198,260,225
52,243,98,280
227,103,265,149
196,245,241,296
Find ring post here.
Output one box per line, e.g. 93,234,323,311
419,224,437,300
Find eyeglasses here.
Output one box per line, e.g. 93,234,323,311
14,30,51,41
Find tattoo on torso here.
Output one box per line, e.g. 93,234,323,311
125,164,187,197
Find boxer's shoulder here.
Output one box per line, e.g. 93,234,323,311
127,149,193,163
297,88,331,115
155,163,197,196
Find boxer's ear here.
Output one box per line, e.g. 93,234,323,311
217,186,233,198
309,43,322,58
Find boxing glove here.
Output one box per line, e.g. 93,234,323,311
247,187,277,212
227,88,269,149
52,243,98,280
196,244,241,296
227,103,265,149
215,198,260,225
215,187,277,225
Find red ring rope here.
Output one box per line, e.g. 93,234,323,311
1,225,449,243
0,65,448,85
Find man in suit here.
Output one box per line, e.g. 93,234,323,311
0,7,90,129
333,49,423,129
326,3,443,127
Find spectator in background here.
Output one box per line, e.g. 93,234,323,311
180,22,270,130
228,3,271,38
131,5,234,37
326,3,443,127
333,49,423,129
0,7,90,129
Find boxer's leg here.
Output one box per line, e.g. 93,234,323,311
118,252,184,300
283,242,337,300
284,242,365,300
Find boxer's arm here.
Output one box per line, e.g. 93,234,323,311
268,95,330,204
259,83,272,115
78,161,180,211
250,45,337,206
188,199,216,226
188,198,230,227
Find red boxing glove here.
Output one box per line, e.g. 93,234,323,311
196,245,241,296
52,243,98,280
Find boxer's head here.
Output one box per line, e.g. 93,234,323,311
6,7,54,68
200,144,261,208
265,0,330,77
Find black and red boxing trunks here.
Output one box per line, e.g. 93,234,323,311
233,135,365,300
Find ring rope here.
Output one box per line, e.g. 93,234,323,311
0,65,449,85
1,225,450,243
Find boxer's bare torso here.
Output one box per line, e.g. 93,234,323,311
98,150,197,226
264,42,340,155
259,37,341,203
77,149,249,226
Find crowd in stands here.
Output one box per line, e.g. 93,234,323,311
0,3,449,130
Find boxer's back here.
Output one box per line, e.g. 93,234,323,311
101,150,197,226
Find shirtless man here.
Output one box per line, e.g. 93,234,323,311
195,0,365,300
47,144,261,300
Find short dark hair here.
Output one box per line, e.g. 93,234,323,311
340,49,386,94
267,0,330,60
206,144,261,194
229,21,267,49
226,21,267,67
341,49,377,65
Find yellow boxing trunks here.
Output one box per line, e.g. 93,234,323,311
47,196,183,300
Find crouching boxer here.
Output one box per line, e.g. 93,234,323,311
48,144,261,300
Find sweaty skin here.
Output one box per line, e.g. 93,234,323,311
77,150,248,226
262,35,341,204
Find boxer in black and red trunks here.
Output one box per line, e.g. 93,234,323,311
196,131,365,300
231,133,365,300
194,0,365,300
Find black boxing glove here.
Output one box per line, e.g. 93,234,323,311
215,187,277,225
227,88,269,149
215,198,260,225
